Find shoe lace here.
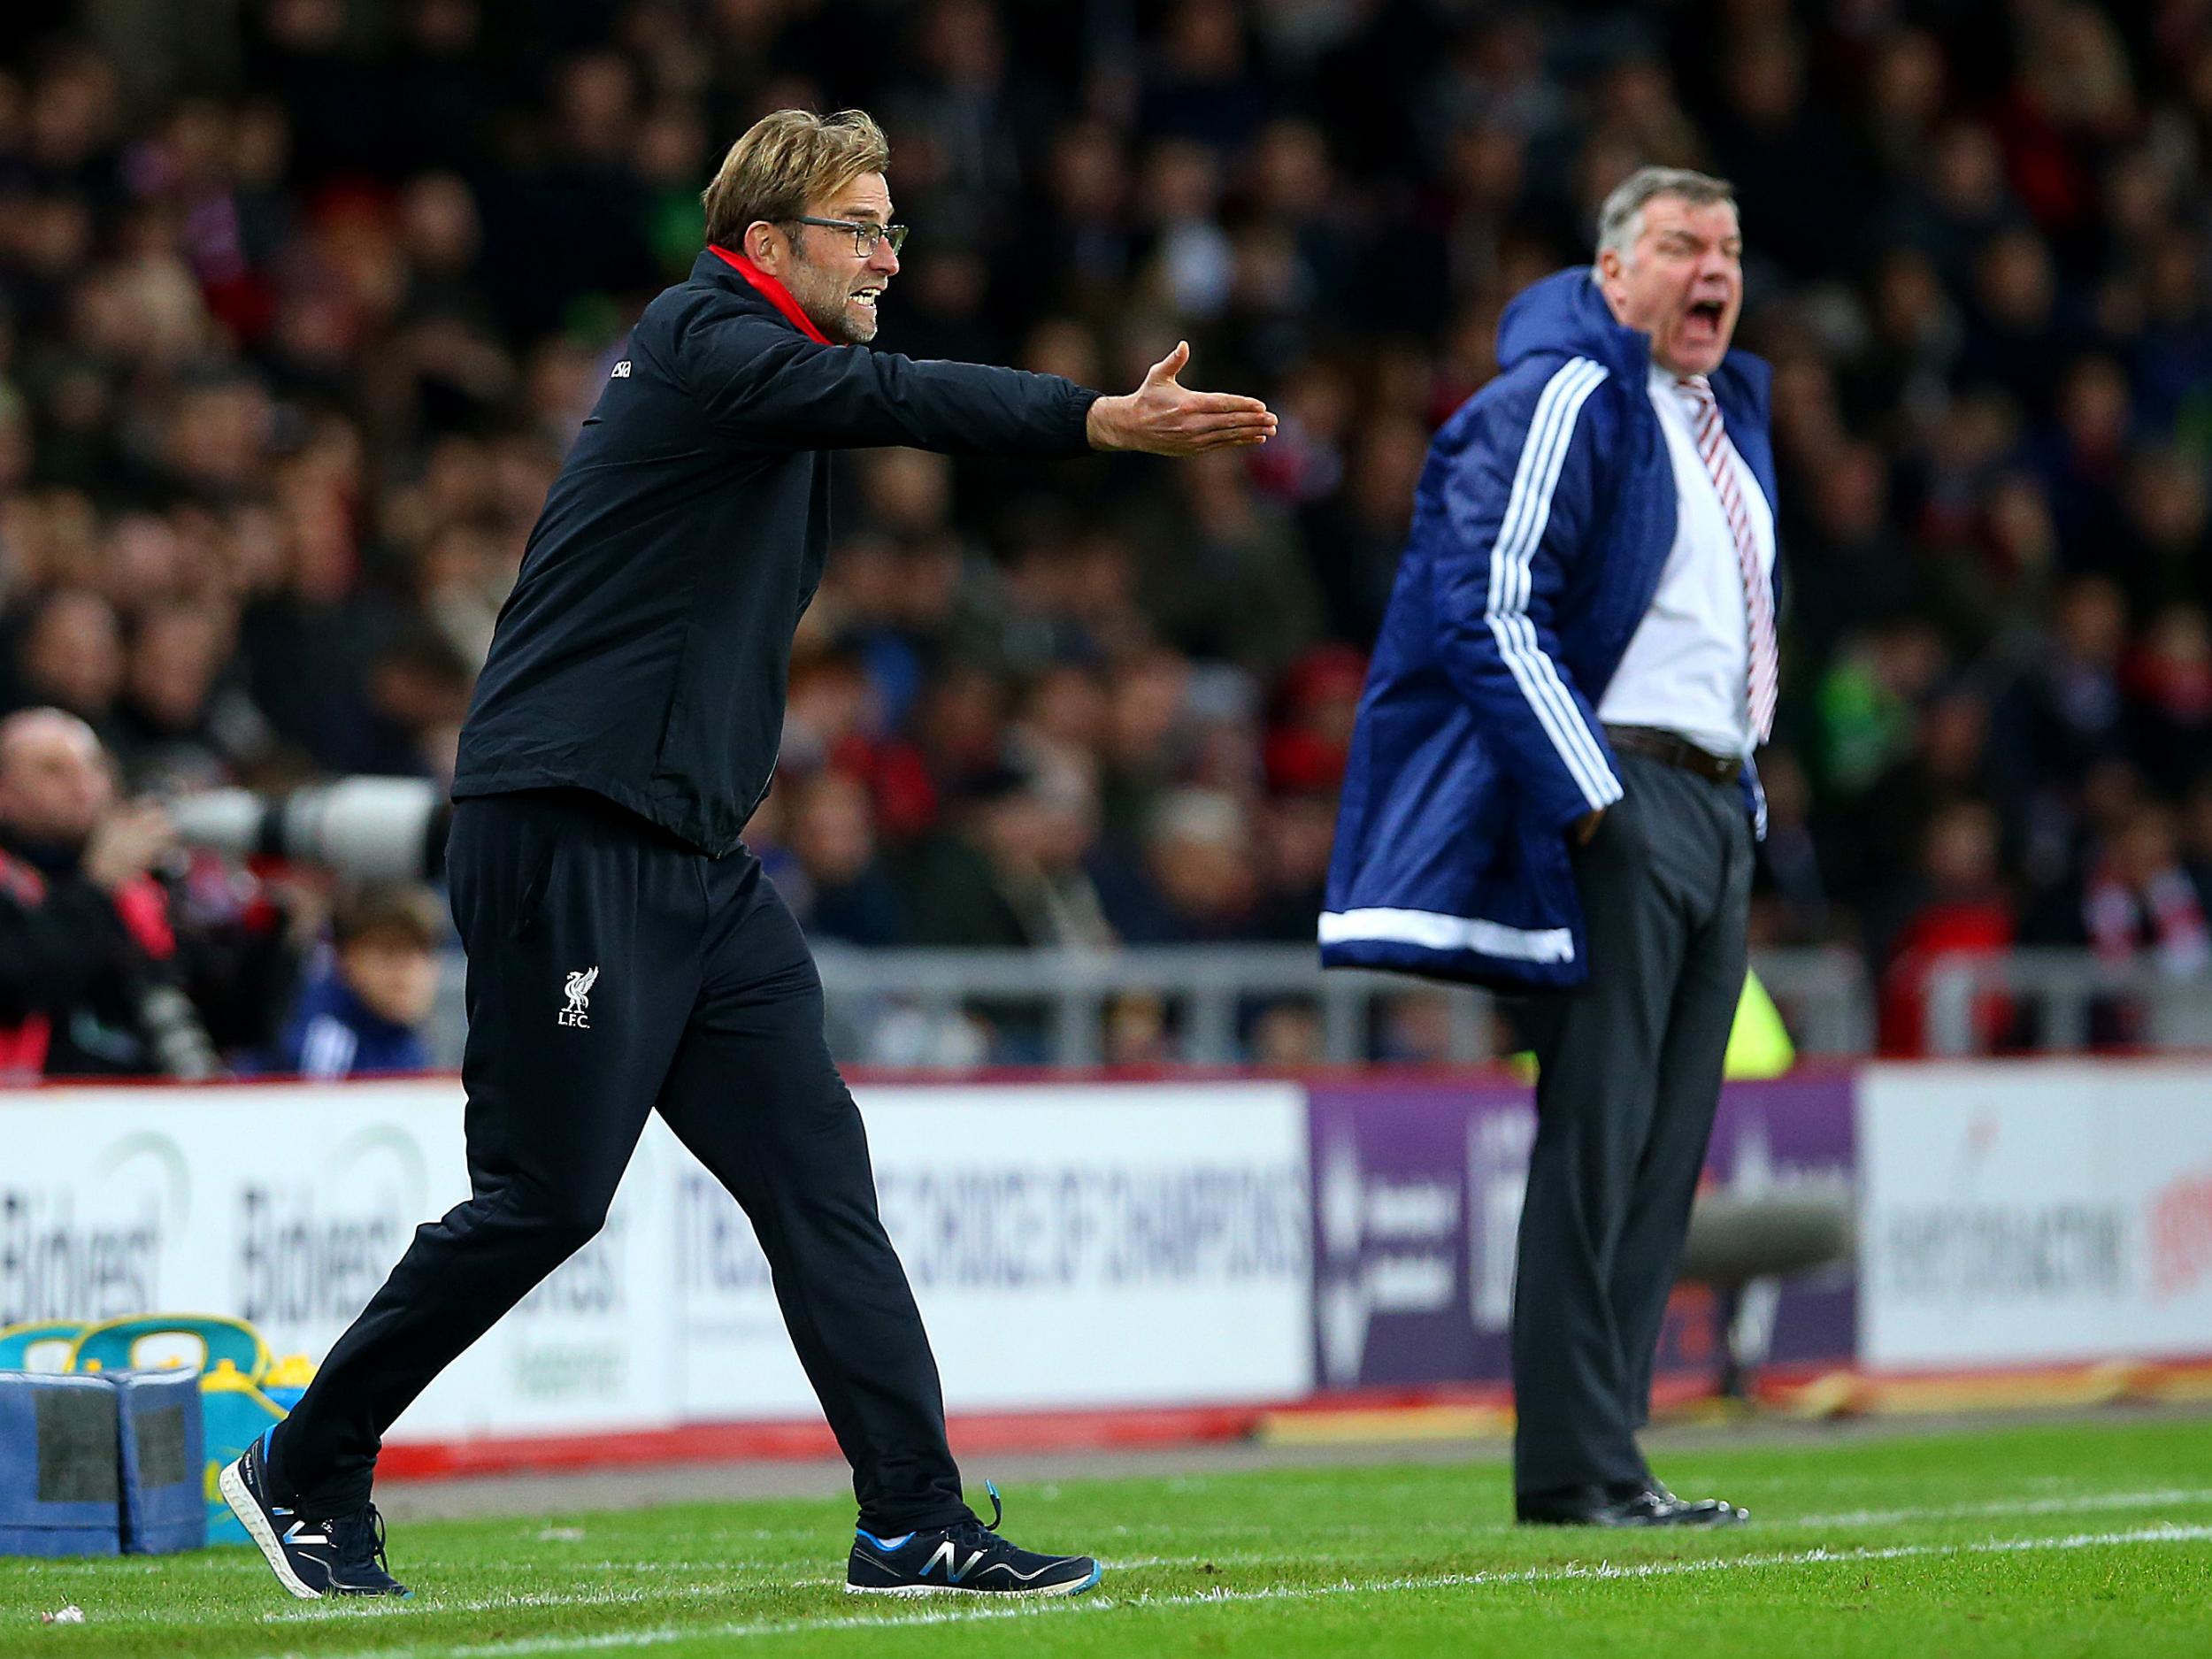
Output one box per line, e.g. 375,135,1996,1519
946,1480,1007,1548
326,1504,392,1575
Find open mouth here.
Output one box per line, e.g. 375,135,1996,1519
1682,298,1727,337
850,285,884,313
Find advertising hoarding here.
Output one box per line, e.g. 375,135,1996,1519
1,1080,1314,1442
1858,1062,2212,1367
1306,1076,1857,1390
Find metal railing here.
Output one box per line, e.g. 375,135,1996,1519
807,943,1872,1069
1921,948,2212,1056
422,941,2211,1070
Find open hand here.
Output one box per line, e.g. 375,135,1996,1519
84,801,175,893
1086,342,1277,456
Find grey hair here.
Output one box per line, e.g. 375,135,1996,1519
1595,166,1736,265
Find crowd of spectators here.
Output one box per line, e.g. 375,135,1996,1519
1,0,2210,1065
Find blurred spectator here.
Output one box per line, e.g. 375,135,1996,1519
1814,619,1950,800
1262,644,1362,796
1253,790,1334,941
4,588,123,734
785,771,908,948
1248,999,1324,1068
1141,1,1269,155
1706,26,1868,280
2078,803,2212,980
1878,799,2016,1056
272,880,444,1079
2124,605,2212,796
1099,787,1262,943
2026,797,2212,973
1847,687,2001,949
354,626,475,784
1957,227,2078,414
0,706,208,1076
2024,796,2212,1045
110,600,273,788
1375,988,1459,1065
2115,449,2210,610
1102,988,1175,1067
1988,575,2132,810
1121,447,1323,675
1296,413,1425,646
898,763,1113,949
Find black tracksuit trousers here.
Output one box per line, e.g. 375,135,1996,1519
267,789,968,1532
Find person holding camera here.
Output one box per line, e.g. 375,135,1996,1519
0,706,221,1079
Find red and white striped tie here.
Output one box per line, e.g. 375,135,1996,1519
1677,375,1777,744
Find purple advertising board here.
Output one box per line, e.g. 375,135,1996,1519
1307,1074,1856,1391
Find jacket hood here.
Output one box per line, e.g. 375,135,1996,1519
1497,267,1650,379
1497,265,1770,417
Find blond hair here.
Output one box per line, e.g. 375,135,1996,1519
702,109,890,251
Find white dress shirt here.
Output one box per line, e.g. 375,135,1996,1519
1596,363,1778,760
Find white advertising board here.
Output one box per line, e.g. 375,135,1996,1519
1858,1063,2212,1368
0,1079,1312,1443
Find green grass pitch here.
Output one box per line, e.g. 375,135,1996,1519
5,1417,2209,1657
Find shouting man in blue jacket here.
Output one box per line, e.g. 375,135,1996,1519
1325,167,1773,1527
221,108,1274,1603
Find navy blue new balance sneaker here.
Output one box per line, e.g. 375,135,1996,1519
219,1431,410,1599
846,1484,1100,1598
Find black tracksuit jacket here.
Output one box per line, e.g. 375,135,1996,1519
453,248,1102,854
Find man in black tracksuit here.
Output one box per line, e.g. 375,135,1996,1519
225,110,1275,1601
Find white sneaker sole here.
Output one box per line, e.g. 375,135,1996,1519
219,1456,321,1601
844,1563,1102,1598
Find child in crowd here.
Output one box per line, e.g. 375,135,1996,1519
271,883,446,1079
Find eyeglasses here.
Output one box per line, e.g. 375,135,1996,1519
790,216,909,258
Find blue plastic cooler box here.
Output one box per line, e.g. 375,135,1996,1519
0,1372,121,1556
67,1313,276,1548
111,1368,207,1555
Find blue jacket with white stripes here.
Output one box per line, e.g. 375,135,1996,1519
1319,265,1776,990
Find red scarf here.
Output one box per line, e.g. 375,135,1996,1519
706,244,832,344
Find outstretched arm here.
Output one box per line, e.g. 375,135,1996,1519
686,314,1272,458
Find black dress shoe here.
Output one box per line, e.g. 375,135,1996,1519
1516,1483,1750,1527
1645,1480,1751,1525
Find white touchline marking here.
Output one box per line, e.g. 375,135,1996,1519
1791,1487,2212,1528
263,1579,847,1624
42,1487,2212,1627
1065,1485,2212,1544
264,1523,2212,1659
1128,1486,2212,1559
265,1586,733,1622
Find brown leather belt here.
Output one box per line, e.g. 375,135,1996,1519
1603,725,1742,784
